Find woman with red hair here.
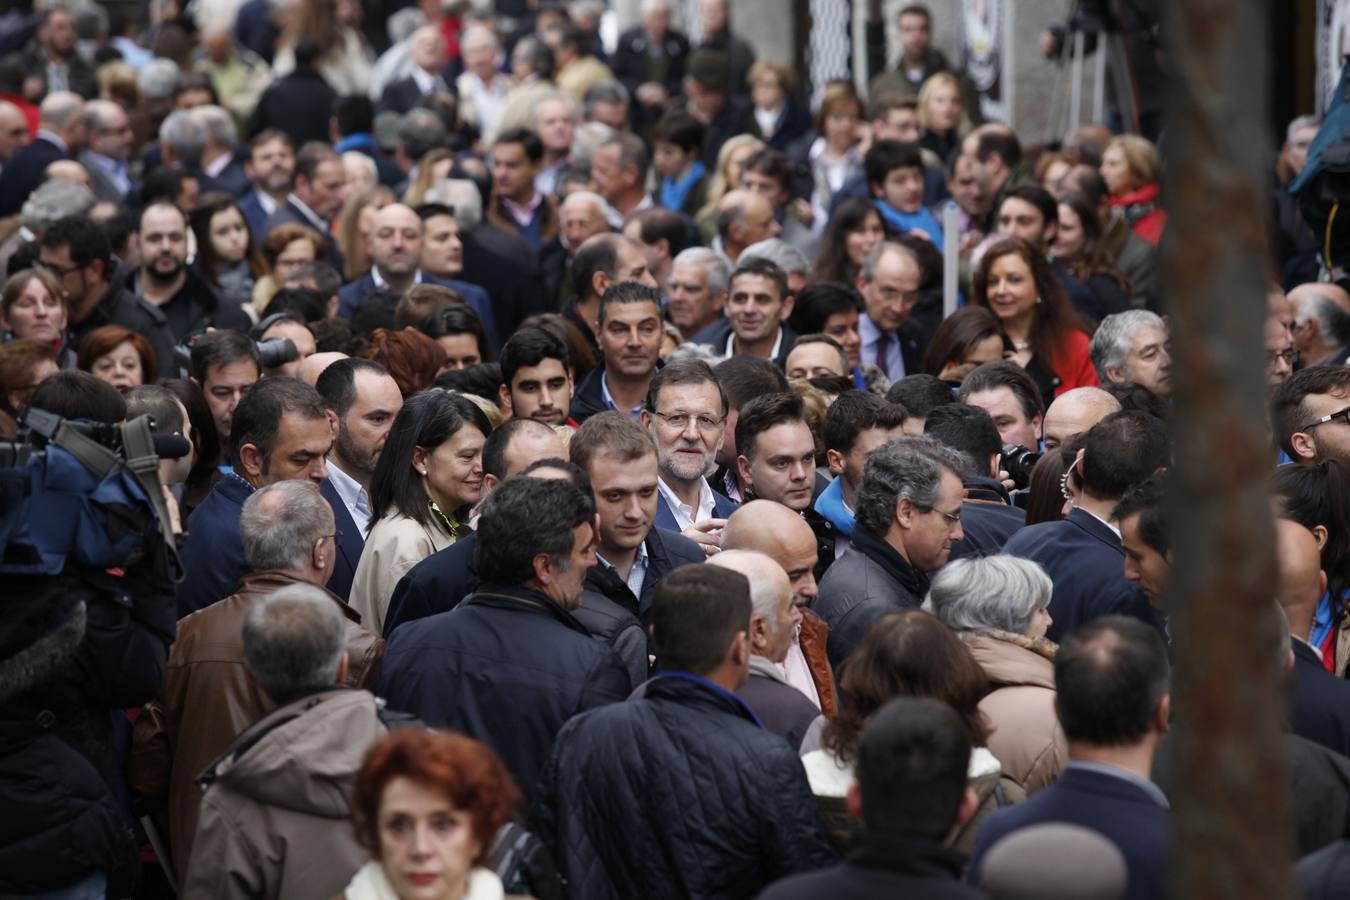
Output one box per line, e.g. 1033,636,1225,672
344,729,520,900
77,324,157,393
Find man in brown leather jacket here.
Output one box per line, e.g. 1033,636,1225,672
131,480,383,880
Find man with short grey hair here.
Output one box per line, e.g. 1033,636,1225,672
1289,282,1350,368
815,435,967,667
668,247,729,339
131,480,383,878
158,108,206,170
193,104,250,196
857,240,926,381
1088,309,1172,398
712,549,822,749
183,584,391,899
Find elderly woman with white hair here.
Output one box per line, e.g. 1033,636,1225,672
924,554,1066,794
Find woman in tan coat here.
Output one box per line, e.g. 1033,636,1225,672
924,555,1067,795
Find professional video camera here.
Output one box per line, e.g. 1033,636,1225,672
171,333,298,377
0,407,187,581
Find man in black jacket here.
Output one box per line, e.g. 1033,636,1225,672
38,215,179,377
758,697,985,900
538,564,835,898
378,476,630,805
570,411,705,627
815,435,967,668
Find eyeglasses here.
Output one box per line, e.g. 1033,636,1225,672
322,530,344,543
918,504,963,526
650,410,724,432
1299,405,1350,433
39,260,82,278
1267,348,1298,367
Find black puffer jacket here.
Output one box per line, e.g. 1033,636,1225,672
537,673,836,899
0,568,177,893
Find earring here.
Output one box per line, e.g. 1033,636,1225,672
1035,296,1042,304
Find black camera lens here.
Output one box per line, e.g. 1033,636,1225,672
256,337,299,370
1000,443,1042,491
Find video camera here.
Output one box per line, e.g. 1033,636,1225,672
0,407,185,579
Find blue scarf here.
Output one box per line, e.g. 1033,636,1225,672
659,161,707,212
813,476,855,537
874,198,943,245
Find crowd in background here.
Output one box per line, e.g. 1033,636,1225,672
2,0,1349,898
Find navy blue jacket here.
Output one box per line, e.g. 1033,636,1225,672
0,135,68,216
1300,838,1350,899
1291,639,1350,758
970,765,1170,900
1001,507,1154,642
336,269,499,347
537,673,836,899
584,527,705,625
263,199,344,275
238,189,271,239
196,156,251,198
757,832,984,900
319,477,364,603
176,473,254,617
948,477,1025,561
653,480,738,533
377,583,630,804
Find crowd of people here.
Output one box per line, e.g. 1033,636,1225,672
0,0,1346,898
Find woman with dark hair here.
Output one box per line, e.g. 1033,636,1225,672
345,729,520,900
800,609,1021,853
787,281,893,394
361,328,449,397
811,197,885,285
421,305,494,372
191,192,266,312
970,237,1098,402
0,339,58,437
163,378,222,516
1023,441,1083,527
77,324,157,392
1272,461,1350,675
350,390,492,634
923,306,1011,387
1050,191,1133,320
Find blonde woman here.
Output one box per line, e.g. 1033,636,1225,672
695,134,765,243
916,71,971,162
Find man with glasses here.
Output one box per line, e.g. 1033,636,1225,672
815,434,968,667
1273,365,1350,466
1266,312,1299,389
857,241,926,380
78,100,132,202
1003,411,1168,642
643,357,739,555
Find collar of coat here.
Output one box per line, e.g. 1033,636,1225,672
845,829,969,881
849,521,931,598
462,582,592,637
644,671,766,729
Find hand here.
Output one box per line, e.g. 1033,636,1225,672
683,518,727,557
635,82,668,106
998,470,1016,493
790,198,814,225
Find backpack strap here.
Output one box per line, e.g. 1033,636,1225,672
49,420,119,480
119,416,183,581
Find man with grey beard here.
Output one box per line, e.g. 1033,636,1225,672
642,357,739,556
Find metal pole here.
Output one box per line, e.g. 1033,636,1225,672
943,203,960,319
1070,30,1085,132
1165,0,1295,897
1092,30,1107,122
1001,0,1015,123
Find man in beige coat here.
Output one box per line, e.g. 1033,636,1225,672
182,584,391,898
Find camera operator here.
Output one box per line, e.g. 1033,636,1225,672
0,372,178,897
189,330,261,465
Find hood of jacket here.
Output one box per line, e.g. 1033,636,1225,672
962,629,1057,690
813,476,855,537
198,688,384,818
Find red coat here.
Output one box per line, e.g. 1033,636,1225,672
1111,183,1167,247
1049,329,1099,397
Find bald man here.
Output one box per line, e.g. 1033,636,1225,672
716,189,781,265
1042,387,1122,452
43,158,89,188
298,351,348,386
1289,282,1350,367
336,203,499,344
0,90,84,216
723,500,838,713
1276,518,1350,757
710,549,822,749
0,100,29,174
